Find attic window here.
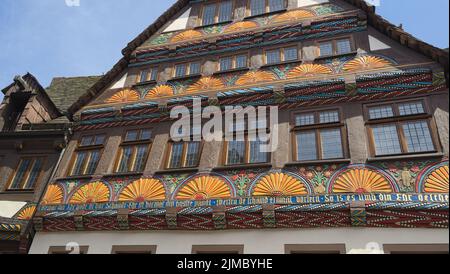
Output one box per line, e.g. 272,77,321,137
2,93,30,132
201,1,233,26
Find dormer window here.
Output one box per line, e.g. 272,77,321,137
202,1,233,26
249,0,286,17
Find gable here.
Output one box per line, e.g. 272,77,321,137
68,0,449,116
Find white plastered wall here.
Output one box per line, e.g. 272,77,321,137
0,201,27,218
29,228,449,254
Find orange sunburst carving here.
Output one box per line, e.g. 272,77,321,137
186,77,225,93
69,182,110,204
119,178,166,202
170,30,203,43
235,71,277,86
271,9,315,24
41,185,64,205
145,85,174,99
252,173,308,197
224,21,260,33
332,168,393,194
287,64,332,79
106,89,140,103
424,165,449,193
343,56,392,72
176,176,232,200
17,205,37,220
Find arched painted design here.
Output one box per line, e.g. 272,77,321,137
186,77,225,93
69,181,111,204
41,185,64,205
17,205,36,220
417,161,449,193
106,89,140,103
343,55,393,72
235,71,277,86
170,30,203,43
224,21,260,33
174,175,234,200
329,166,397,194
145,85,174,99
250,172,308,197
287,64,332,79
119,178,166,202
271,9,315,24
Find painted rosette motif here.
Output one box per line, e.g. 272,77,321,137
69,182,110,204
224,21,260,33
41,185,64,205
176,176,232,200
343,56,392,72
252,173,308,197
271,9,315,24
170,30,203,43
331,168,394,193
119,178,166,202
145,85,174,99
106,89,140,103
423,165,449,193
17,205,37,220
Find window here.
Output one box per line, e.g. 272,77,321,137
69,135,105,176
265,46,299,65
292,110,345,161
249,0,285,16
48,246,89,254
318,38,353,57
166,141,201,169
174,61,202,78
138,67,158,83
366,101,437,157
8,157,45,190
111,245,157,254
192,245,244,254
383,244,449,254
115,129,152,173
219,54,248,71
285,244,346,254
225,136,269,166
202,1,233,26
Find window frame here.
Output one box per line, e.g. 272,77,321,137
364,99,440,157
217,52,250,72
291,108,348,162
199,0,235,26
6,156,46,191
172,60,203,79
316,36,355,58
264,44,300,65
246,0,287,17
113,129,153,174
222,131,272,166
67,134,106,177
164,140,204,170
137,66,159,83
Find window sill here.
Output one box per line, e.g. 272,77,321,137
212,163,272,172
367,152,444,162
133,80,157,87
56,175,93,181
260,59,300,69
244,9,287,20
154,168,199,175
314,51,357,61
195,20,233,29
169,74,202,82
1,189,35,194
103,172,143,178
213,67,249,76
285,159,351,167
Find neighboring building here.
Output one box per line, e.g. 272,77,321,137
23,0,450,254
0,75,100,253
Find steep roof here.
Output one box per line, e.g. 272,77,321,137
46,76,102,114
66,0,449,116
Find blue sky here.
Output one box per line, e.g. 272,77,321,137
0,0,448,101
